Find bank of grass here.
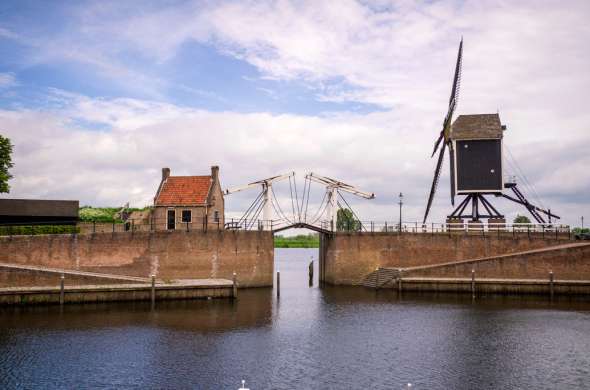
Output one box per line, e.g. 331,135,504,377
274,233,319,248
79,206,150,223
0,225,80,236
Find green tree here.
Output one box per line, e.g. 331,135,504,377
513,214,531,224
337,208,361,232
0,135,13,193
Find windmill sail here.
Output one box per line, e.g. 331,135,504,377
423,38,463,223
423,142,446,223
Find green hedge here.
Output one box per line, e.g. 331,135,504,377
274,234,320,248
0,225,80,236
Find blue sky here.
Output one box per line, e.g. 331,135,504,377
1,0,589,226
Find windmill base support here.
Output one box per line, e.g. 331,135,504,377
448,193,504,222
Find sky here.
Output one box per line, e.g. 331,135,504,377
0,0,589,227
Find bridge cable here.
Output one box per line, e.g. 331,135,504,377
238,190,264,225
307,191,328,225
288,176,296,223
300,176,308,222
293,176,301,222
309,196,330,225
338,191,367,231
304,175,312,222
505,144,545,210
270,186,293,224
246,196,266,230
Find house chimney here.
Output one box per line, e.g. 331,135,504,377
162,167,170,181
211,165,219,183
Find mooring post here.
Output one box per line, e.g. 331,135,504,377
59,273,65,306
276,271,280,299
398,269,403,294
151,275,156,306
471,269,476,299
308,261,314,286
233,272,238,299
549,271,554,300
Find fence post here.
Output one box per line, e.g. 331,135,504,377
59,273,65,305
527,225,530,239
276,271,280,299
112,221,115,233
542,225,545,239
309,261,314,286
384,221,388,233
233,272,238,299
398,270,403,294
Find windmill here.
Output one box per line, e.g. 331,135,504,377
423,38,463,224
422,39,559,226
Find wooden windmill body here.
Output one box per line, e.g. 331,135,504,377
423,40,558,227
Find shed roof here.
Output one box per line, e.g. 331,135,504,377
0,199,79,217
451,114,503,140
154,176,212,206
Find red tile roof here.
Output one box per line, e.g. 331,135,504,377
155,176,212,206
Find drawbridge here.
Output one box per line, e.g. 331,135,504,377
223,172,375,234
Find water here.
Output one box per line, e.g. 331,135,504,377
1,248,589,389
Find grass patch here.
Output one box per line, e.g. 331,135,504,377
79,206,151,223
274,233,319,248
0,225,80,236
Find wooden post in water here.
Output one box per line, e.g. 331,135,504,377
308,261,314,286
549,271,554,300
151,275,156,306
233,272,238,299
471,269,476,299
59,273,65,306
398,269,403,294
276,271,280,299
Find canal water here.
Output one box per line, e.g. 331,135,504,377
1,248,589,389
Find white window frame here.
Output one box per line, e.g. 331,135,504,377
181,209,192,223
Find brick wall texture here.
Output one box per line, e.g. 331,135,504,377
0,231,273,287
322,233,584,285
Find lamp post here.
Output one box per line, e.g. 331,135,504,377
398,192,403,232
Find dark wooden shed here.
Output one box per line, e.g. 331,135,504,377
0,199,79,225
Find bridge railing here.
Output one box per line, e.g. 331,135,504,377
336,221,572,239
0,218,572,239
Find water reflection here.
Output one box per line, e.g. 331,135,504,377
0,248,589,389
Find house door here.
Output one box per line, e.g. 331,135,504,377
167,209,175,230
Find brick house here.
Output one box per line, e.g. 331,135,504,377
152,166,224,230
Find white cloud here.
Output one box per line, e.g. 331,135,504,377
1,0,589,227
0,73,17,89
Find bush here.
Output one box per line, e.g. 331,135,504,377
274,234,319,248
0,225,80,236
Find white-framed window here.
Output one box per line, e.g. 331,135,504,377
214,210,220,222
181,210,192,223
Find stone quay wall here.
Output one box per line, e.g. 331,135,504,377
0,230,274,288
321,232,578,285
